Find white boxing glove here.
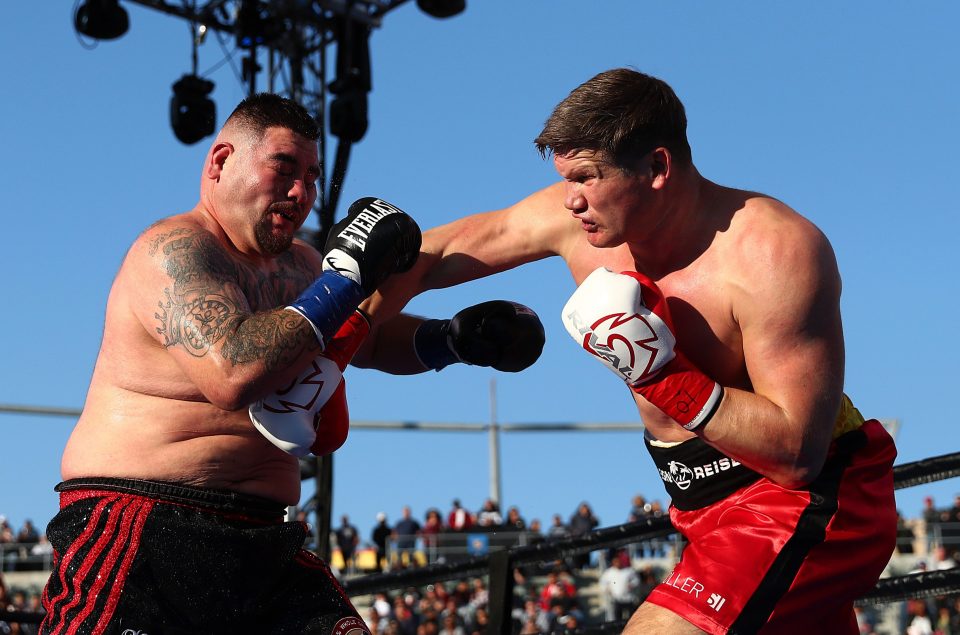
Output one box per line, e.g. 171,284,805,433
562,267,723,431
249,357,342,457
250,311,369,456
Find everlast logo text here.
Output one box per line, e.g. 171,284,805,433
338,199,402,250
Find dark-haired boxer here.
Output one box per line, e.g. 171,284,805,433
363,68,896,634
42,94,544,634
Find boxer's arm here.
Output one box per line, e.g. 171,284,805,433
357,183,570,370
361,182,571,326
353,301,545,375
693,221,845,487
129,223,322,410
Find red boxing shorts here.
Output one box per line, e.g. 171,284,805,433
643,419,896,634
40,477,370,635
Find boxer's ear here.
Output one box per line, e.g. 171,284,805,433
650,147,671,190
207,142,233,180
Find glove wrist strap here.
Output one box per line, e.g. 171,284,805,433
286,271,364,348
414,319,460,371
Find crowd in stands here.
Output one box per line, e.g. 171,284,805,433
3,493,960,633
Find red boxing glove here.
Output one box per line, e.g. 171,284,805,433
249,311,370,456
561,267,723,430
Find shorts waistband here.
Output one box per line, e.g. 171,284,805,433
56,477,288,521
645,436,762,511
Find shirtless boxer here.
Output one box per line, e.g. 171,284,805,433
41,94,543,634
363,68,897,634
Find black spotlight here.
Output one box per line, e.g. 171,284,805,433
416,0,466,18
170,75,216,145
75,0,130,40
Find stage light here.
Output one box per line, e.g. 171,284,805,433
74,0,129,40
416,0,466,19
235,0,280,49
170,75,216,145
329,92,368,143
329,18,371,143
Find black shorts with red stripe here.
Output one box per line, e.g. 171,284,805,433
39,478,369,635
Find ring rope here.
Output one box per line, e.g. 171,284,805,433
4,452,959,626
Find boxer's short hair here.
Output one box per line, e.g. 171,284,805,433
535,67,692,170
225,93,320,141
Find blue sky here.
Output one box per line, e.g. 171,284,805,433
2,2,959,545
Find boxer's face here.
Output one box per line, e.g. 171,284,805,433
554,149,652,249
220,126,320,256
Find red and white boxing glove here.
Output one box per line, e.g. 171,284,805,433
249,311,370,456
561,267,724,431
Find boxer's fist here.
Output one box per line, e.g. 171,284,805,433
323,197,421,296
561,267,723,430
415,300,545,372
250,311,369,456
288,198,420,346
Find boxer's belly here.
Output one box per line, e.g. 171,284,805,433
62,384,302,505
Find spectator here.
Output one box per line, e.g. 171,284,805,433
896,510,917,556
922,496,943,554
943,495,960,548
503,506,526,532
394,597,420,635
467,578,488,612
539,570,577,612
0,575,11,635
905,598,933,635
568,502,599,568
421,509,444,563
516,598,550,634
0,517,13,545
599,549,641,622
367,607,385,635
334,514,360,574
569,502,600,537
438,612,464,635
393,506,422,567
476,500,502,530
15,521,39,550
546,514,569,539
933,545,958,570
21,591,43,635
446,500,474,532
628,495,650,522
527,518,543,541
372,592,393,621
372,512,391,572
417,619,439,635
468,606,488,635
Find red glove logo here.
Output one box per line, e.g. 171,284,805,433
579,311,671,385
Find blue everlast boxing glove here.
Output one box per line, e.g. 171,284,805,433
287,197,421,348
414,300,545,372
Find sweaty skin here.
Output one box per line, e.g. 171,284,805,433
62,125,326,504
363,149,844,490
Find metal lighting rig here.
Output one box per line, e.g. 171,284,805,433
73,0,464,242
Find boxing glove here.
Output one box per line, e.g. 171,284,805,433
287,197,421,347
561,267,723,431
250,310,370,456
414,300,545,372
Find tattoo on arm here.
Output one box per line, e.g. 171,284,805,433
152,228,319,370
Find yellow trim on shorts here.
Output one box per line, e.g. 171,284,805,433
833,393,865,438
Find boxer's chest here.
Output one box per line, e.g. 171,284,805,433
234,253,318,312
